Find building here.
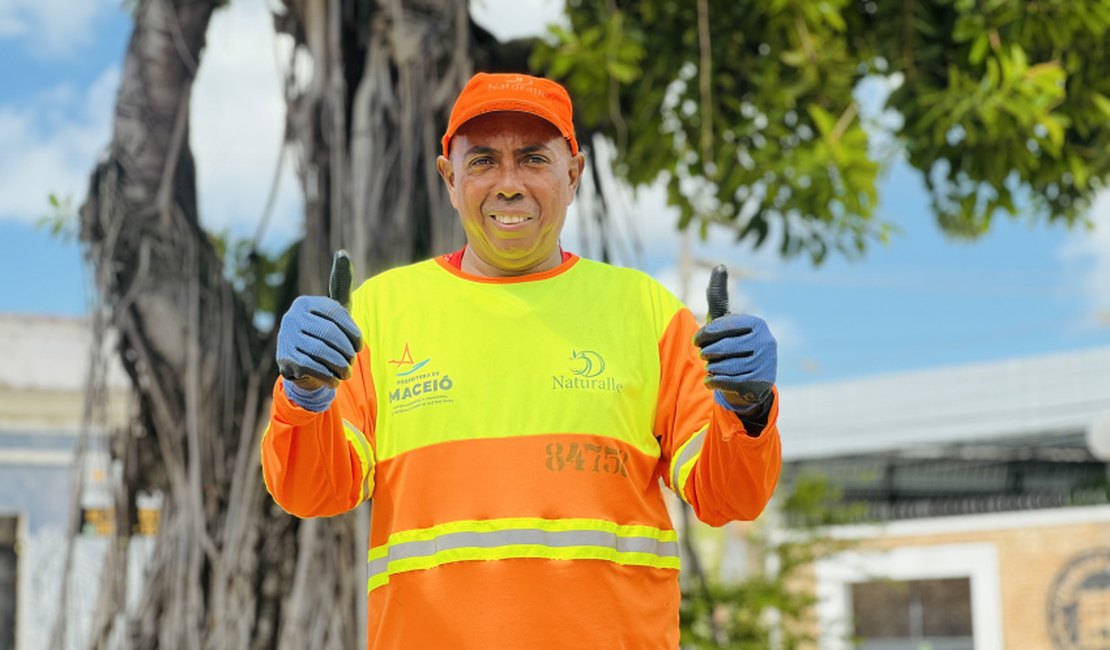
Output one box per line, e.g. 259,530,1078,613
0,313,131,650
777,347,1110,649
4,312,1108,649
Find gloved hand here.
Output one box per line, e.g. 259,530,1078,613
276,251,361,411
694,265,777,415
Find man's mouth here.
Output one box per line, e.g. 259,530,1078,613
490,213,533,225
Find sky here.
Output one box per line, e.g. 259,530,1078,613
0,0,1108,387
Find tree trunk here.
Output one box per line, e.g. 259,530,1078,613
278,0,471,283
73,0,351,646
68,0,486,648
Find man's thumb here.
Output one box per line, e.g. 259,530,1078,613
330,249,353,309
706,264,729,321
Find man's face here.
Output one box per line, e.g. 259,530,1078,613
437,111,585,277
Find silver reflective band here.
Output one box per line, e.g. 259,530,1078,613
671,428,707,491
342,418,373,500
368,528,680,579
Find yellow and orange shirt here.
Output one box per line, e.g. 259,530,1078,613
261,252,781,649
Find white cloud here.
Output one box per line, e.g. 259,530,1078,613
0,0,114,56
0,67,118,223
562,172,685,270
564,137,784,273
0,0,300,248
470,0,566,41
190,0,302,249
0,13,27,38
1061,189,1110,325
0,0,558,248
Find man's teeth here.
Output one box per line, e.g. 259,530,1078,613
492,214,531,225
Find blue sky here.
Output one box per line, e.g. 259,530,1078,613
1,0,1108,387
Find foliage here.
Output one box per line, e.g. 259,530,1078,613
679,474,868,649
36,193,78,242
860,0,1110,237
533,0,1110,262
207,233,298,329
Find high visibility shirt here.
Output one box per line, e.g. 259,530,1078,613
261,253,782,649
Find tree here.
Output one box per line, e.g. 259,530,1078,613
678,475,867,649
535,0,1110,261
61,0,1109,648
69,1,495,647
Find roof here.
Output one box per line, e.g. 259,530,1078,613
777,347,1110,461
0,313,129,392
0,313,129,434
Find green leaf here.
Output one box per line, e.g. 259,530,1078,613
969,34,989,65
1040,116,1065,154
780,49,807,67
1092,92,1110,118
819,4,846,32
1067,153,1090,190
807,105,835,136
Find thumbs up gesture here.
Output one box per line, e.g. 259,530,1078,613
276,251,363,410
694,265,777,415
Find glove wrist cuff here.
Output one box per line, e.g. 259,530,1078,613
714,389,772,415
283,378,337,412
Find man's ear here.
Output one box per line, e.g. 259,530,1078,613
436,155,458,207
567,152,586,197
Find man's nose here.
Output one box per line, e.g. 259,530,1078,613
495,165,525,201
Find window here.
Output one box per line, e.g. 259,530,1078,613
0,516,16,650
815,543,1003,649
851,578,973,650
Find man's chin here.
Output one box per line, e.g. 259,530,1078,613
475,247,559,276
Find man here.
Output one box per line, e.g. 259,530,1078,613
262,72,781,649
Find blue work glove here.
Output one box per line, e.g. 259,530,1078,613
694,265,777,415
276,252,361,412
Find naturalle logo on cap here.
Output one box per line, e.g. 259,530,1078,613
490,75,532,87
487,75,547,98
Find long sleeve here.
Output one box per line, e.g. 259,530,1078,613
261,345,378,517
653,308,782,527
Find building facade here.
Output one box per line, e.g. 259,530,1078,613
4,312,1108,649
0,314,132,650
778,347,1110,650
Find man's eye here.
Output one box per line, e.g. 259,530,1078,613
469,157,493,167
524,155,548,164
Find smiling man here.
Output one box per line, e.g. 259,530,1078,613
262,72,782,649
435,78,584,277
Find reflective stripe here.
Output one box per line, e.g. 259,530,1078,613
367,518,680,592
670,427,707,503
342,418,374,502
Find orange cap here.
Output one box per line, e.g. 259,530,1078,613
441,73,578,157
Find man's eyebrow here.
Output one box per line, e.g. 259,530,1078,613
516,144,553,156
463,145,498,158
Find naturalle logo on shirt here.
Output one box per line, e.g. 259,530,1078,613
552,350,623,392
570,350,605,377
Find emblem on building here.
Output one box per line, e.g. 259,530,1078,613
1047,547,1110,650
